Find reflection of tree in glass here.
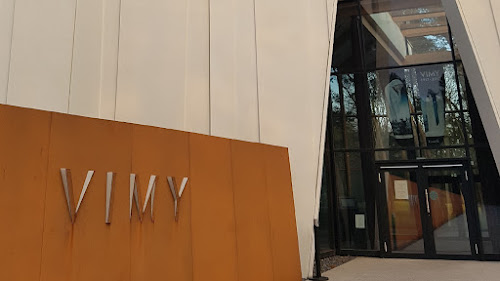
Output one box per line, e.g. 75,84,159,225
342,74,357,115
442,65,466,148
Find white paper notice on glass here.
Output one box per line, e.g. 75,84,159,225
394,180,409,200
355,214,365,229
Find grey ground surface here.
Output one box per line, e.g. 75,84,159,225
323,257,500,281
318,255,356,273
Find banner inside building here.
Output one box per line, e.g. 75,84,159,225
416,65,446,146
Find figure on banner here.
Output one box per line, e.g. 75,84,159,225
384,72,413,144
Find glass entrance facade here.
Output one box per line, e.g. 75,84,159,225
318,0,500,260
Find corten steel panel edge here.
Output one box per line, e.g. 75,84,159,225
262,145,302,280
0,104,52,281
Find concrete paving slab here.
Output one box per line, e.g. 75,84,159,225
323,257,500,281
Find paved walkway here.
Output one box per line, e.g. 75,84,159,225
323,257,500,281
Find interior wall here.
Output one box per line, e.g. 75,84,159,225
0,0,333,277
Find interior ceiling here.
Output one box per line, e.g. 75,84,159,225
360,0,447,38
360,0,444,14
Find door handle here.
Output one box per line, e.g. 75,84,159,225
424,189,431,214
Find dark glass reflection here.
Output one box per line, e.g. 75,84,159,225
361,0,453,69
332,2,362,73
320,0,500,258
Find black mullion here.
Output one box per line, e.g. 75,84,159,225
459,164,483,258
417,166,437,256
328,71,343,255
325,96,337,251
408,67,424,154
355,0,379,250
332,60,459,76
330,144,471,154
376,167,390,257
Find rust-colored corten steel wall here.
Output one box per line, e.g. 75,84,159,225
0,104,302,281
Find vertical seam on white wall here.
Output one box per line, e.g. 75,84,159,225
98,0,106,117
208,0,212,135
232,0,237,138
488,0,500,46
253,0,262,142
183,0,191,132
67,0,80,113
113,0,123,121
4,0,17,104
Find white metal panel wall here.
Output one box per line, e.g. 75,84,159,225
255,0,331,276
443,0,500,171
184,0,210,134
0,0,333,278
68,0,121,119
0,0,15,104
115,0,189,131
7,0,76,112
209,0,260,142
69,0,106,117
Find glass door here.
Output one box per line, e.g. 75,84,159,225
421,164,476,257
378,163,477,258
379,165,427,255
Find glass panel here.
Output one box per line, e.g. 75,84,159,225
471,146,500,254
420,148,467,159
413,64,447,146
474,180,491,254
426,169,471,255
372,117,391,149
443,63,463,112
375,68,414,139
331,74,341,115
332,117,345,149
332,116,360,150
456,62,468,110
332,2,362,73
383,169,424,253
318,161,334,254
370,68,420,151
361,0,452,69
368,71,387,115
464,111,473,145
346,117,360,149
336,152,379,250
443,113,465,146
341,74,358,115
